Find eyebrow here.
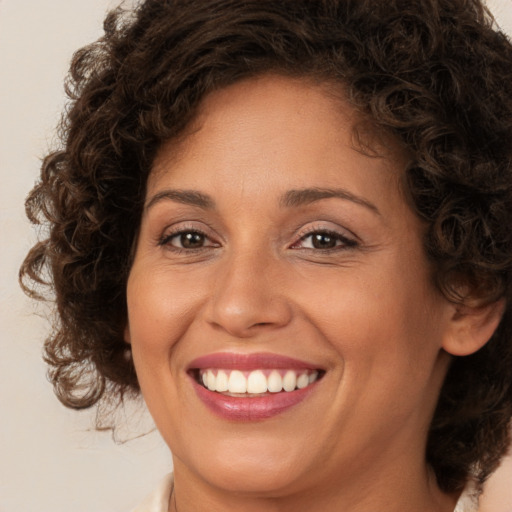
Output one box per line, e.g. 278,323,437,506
280,187,380,215
146,189,215,210
145,186,380,215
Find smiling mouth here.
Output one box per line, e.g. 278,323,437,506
191,368,324,396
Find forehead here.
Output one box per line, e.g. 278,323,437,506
151,74,408,177
148,74,409,216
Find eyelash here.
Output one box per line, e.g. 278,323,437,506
158,227,217,252
291,229,358,252
158,226,358,253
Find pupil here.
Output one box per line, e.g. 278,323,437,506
181,232,204,248
312,233,336,249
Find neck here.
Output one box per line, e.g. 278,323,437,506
169,456,459,512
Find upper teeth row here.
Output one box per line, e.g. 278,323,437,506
200,369,319,394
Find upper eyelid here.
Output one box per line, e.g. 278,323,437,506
159,219,218,237
156,220,359,246
299,230,353,241
293,222,359,243
292,231,358,249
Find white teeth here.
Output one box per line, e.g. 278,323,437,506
282,370,297,392
215,370,229,392
228,370,247,393
199,369,320,394
247,370,267,394
267,370,283,393
296,373,309,389
206,370,216,391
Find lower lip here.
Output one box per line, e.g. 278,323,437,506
191,378,318,421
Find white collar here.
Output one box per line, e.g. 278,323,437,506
131,473,173,512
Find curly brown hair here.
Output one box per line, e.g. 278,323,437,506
20,0,512,494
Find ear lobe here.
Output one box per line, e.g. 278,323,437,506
442,299,505,356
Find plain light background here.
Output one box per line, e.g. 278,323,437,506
1,1,511,511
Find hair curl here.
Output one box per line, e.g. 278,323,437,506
20,0,512,494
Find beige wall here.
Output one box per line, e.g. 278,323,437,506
1,1,511,511
0,2,171,511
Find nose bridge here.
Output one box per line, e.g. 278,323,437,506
207,245,292,337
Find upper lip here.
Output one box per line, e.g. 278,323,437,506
187,352,324,371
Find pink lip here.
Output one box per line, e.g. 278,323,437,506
188,352,319,371
187,352,323,422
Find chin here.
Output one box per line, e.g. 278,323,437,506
183,437,315,496
202,461,307,496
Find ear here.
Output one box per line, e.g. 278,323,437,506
442,299,505,356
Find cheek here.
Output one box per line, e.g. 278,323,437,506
293,253,443,373
125,266,202,422
126,265,203,349
125,266,210,403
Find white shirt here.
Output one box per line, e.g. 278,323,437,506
132,474,477,512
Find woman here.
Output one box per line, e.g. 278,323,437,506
20,0,512,511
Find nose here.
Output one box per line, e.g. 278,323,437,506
206,250,293,338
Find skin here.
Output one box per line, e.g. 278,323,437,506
125,75,497,511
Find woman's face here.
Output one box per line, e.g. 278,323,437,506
126,75,454,496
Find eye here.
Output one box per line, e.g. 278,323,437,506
159,229,218,250
174,231,206,249
292,230,357,250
